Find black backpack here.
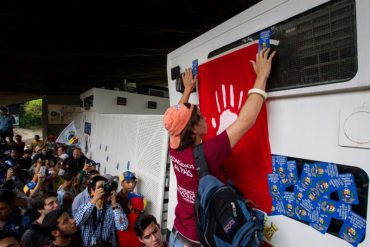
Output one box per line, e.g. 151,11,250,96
193,144,265,247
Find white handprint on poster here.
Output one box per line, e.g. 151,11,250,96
212,84,244,135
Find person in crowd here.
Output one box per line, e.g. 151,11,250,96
30,146,38,160
56,146,69,161
44,152,56,164
30,146,44,165
3,164,26,192
13,135,25,156
77,159,97,191
0,149,20,167
64,147,86,172
116,170,138,215
30,135,44,153
0,107,14,142
20,190,59,247
163,48,275,246
71,169,99,217
19,149,33,170
0,139,8,160
0,228,21,247
0,189,31,238
1,174,30,212
32,147,54,165
117,195,145,247
24,159,50,197
48,159,65,192
57,169,78,213
134,214,166,247
45,135,57,151
41,209,79,247
74,175,128,247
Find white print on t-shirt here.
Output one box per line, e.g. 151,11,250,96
170,156,195,169
212,84,241,135
177,185,195,204
170,155,195,178
174,163,193,177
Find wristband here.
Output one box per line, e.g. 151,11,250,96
248,88,267,101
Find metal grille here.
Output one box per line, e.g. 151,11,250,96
89,114,168,222
209,0,357,91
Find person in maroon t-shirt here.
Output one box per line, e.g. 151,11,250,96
163,48,275,246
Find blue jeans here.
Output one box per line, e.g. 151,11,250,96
169,231,186,247
169,229,201,247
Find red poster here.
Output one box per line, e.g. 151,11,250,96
198,43,272,212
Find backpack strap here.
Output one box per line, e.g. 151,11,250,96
193,143,209,179
193,143,209,245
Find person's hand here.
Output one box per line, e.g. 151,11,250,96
48,168,57,179
37,172,45,183
83,161,95,172
250,48,276,84
32,172,38,182
6,168,14,181
91,187,105,205
82,161,90,171
35,161,41,173
178,67,197,104
182,68,196,92
110,190,117,207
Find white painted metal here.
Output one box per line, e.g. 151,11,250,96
80,87,169,114
74,88,170,224
89,114,168,222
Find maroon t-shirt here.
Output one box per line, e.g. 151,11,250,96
169,131,231,241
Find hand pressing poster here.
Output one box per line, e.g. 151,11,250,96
197,42,272,212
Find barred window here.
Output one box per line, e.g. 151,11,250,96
208,0,357,92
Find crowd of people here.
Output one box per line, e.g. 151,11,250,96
0,131,166,247
1,48,274,247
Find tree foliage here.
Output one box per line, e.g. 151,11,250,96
19,99,42,128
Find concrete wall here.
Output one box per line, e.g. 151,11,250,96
42,95,80,139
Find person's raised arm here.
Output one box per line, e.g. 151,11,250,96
178,68,197,104
226,48,276,148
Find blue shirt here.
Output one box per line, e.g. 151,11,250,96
72,188,89,217
57,186,75,214
2,212,32,239
74,201,128,247
0,115,13,132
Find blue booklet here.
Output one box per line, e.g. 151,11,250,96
268,173,285,199
270,199,286,216
338,173,359,205
259,30,271,51
319,199,351,221
300,163,317,189
272,155,287,174
282,192,298,219
310,208,332,234
339,211,366,246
